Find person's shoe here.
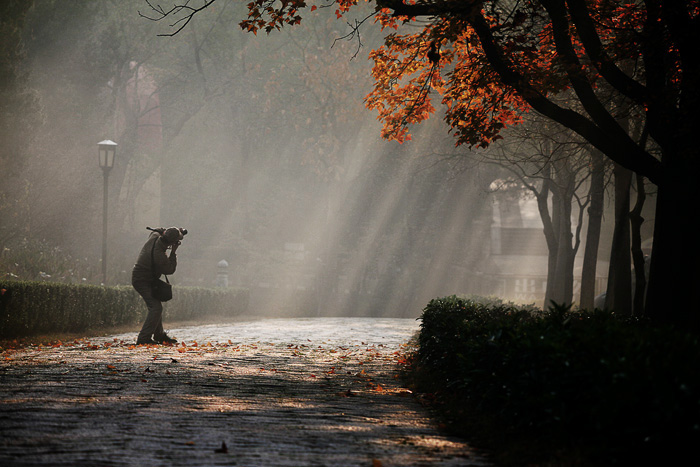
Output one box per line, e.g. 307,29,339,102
154,333,178,345
136,337,158,345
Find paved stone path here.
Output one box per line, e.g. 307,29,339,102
1,318,490,466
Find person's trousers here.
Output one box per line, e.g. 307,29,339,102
133,279,165,341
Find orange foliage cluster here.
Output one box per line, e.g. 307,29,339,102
241,0,363,34
242,0,304,34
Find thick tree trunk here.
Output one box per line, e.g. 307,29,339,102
552,188,575,306
542,163,576,308
646,161,700,330
580,149,605,309
605,163,632,315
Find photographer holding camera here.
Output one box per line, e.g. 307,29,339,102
132,226,186,345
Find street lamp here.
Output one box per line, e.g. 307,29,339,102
98,140,117,284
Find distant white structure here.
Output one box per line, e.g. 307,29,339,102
216,259,229,287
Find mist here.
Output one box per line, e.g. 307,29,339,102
1,0,626,317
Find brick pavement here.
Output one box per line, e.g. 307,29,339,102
0,318,490,466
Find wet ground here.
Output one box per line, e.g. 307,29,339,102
0,317,490,466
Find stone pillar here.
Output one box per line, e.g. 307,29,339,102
216,259,229,288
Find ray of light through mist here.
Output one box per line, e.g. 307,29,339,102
0,0,627,318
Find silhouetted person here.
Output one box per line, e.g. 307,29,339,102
132,227,184,345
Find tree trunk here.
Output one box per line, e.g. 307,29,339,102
605,163,632,315
551,189,574,306
646,160,700,330
538,166,557,308
580,149,605,309
548,191,566,306
538,159,579,309
629,173,647,316
552,163,576,307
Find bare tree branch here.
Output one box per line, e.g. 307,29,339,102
139,0,218,37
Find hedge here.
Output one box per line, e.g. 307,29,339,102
412,295,700,465
0,280,248,339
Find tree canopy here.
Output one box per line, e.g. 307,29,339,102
234,1,664,176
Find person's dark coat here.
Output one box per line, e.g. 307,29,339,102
131,232,177,283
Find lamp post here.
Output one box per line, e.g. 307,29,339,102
98,140,117,284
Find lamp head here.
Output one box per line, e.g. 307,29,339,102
98,140,118,169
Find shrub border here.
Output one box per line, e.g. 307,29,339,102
0,280,248,338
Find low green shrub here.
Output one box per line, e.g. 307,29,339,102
0,280,248,338
411,295,700,465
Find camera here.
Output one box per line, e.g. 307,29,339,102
146,226,188,242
